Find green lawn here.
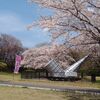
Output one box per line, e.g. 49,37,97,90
0,86,66,100
0,73,100,100
0,86,100,100
0,72,100,89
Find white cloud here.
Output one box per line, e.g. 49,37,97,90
0,13,26,33
0,13,50,48
43,28,50,32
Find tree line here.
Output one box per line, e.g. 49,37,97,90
0,34,24,72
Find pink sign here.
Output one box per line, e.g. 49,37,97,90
14,55,22,74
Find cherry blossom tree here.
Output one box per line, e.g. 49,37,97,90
28,0,100,81
29,0,100,45
21,44,75,69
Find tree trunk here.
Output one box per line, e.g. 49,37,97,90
91,74,96,82
81,72,84,79
46,70,48,78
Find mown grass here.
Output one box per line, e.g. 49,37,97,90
0,86,100,100
0,72,100,89
0,86,66,100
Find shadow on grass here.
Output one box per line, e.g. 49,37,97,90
63,91,100,100
95,80,100,84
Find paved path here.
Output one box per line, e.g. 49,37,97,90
0,81,100,94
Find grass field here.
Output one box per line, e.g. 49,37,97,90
0,73,100,100
0,72,100,89
0,86,66,100
0,86,100,100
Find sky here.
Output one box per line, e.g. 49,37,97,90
0,0,53,48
